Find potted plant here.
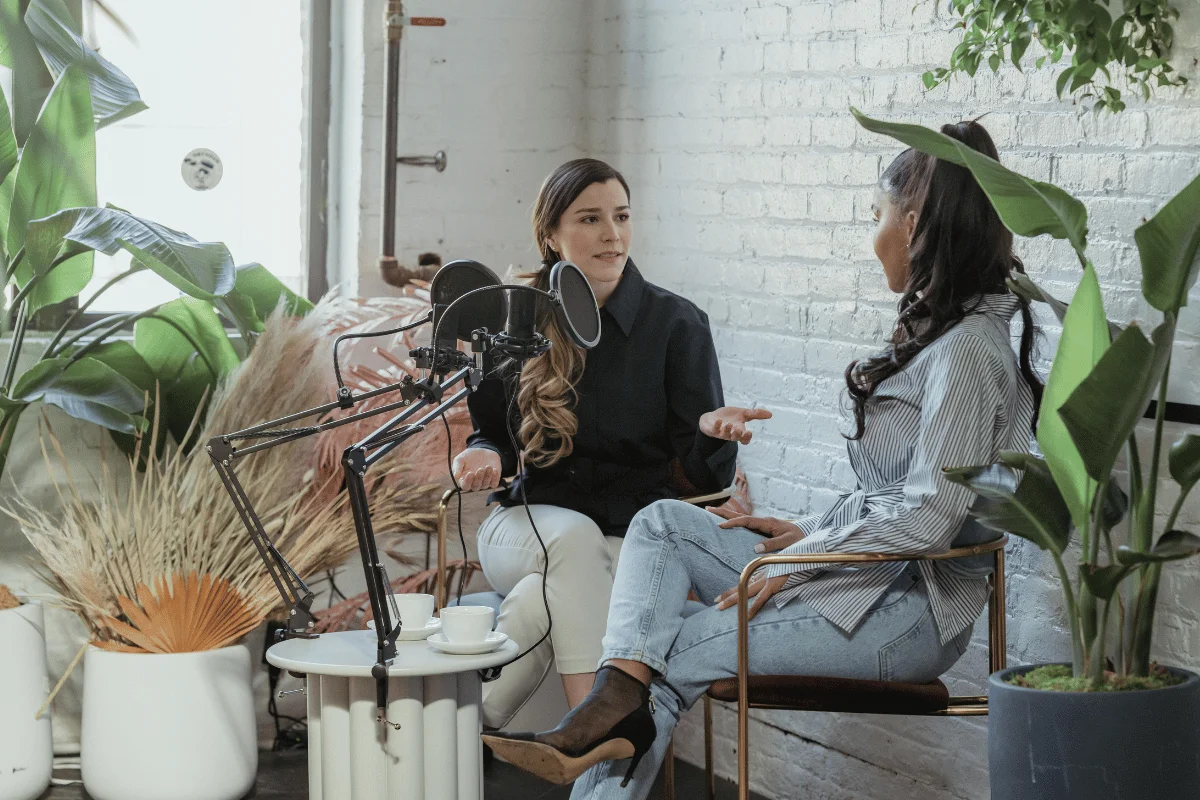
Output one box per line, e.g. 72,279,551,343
0,585,52,800
852,109,1200,800
2,302,446,800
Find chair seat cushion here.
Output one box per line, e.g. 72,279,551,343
707,675,950,715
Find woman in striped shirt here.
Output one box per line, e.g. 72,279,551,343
483,119,1043,799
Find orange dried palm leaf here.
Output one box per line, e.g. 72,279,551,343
104,572,259,653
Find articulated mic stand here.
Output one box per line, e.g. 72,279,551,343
209,258,597,728
208,339,494,725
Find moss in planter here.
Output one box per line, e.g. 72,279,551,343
1008,664,1186,692
0,583,21,609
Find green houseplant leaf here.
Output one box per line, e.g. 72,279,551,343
1169,434,1200,490
1058,317,1175,483
1009,272,1125,340
943,451,1071,554
232,263,314,320
25,205,236,301
24,0,147,129
851,108,1089,257
1038,263,1110,530
10,356,146,433
133,298,239,444
1135,172,1200,314
1080,564,1132,601
6,63,96,311
0,74,18,192
1118,531,1200,566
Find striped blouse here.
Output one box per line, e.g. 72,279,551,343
766,294,1035,645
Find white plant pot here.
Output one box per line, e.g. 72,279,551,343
0,602,53,800
81,644,257,800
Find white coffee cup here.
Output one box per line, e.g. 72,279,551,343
390,593,435,630
439,606,494,644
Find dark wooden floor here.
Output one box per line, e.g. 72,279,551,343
42,748,765,800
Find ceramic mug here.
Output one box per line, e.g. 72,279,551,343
439,606,494,644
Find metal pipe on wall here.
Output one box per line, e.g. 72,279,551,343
379,3,445,288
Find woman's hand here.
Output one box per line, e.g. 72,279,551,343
699,406,773,444
717,515,805,552
714,573,790,619
451,447,503,493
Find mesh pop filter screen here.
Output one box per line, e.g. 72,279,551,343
550,261,601,348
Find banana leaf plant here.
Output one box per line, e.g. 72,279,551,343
0,0,311,481
853,108,1200,683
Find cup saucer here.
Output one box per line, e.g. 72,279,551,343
366,617,443,641
426,631,508,655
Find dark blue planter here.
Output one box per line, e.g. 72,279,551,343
989,663,1200,800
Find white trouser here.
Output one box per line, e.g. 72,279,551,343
475,504,623,729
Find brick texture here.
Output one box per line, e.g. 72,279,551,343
351,2,1200,796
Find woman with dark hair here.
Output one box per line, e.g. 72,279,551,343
452,158,765,728
483,121,1042,798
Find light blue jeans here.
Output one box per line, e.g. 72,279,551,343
570,500,972,800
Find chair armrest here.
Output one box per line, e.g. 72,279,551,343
681,486,735,507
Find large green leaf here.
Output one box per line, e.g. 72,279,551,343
1058,317,1175,483
1118,530,1200,566
10,355,146,433
1009,272,1124,340
0,161,15,268
943,452,1071,555
852,108,1089,257
0,0,19,68
134,298,239,443
24,0,147,129
6,64,95,311
1037,263,1110,530
0,75,17,192
232,263,314,320
1136,173,1200,314
25,205,236,300
1170,434,1200,490
1079,564,1132,601
80,340,157,393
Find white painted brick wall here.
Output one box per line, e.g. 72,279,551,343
342,0,587,297
340,1,1200,796
582,2,1200,798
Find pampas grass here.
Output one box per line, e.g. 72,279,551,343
2,298,451,650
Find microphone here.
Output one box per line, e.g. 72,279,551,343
423,259,602,367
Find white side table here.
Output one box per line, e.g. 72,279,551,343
267,630,517,800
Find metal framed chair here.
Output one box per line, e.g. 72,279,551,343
434,484,735,799
696,535,1008,800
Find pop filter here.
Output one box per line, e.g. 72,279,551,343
430,260,506,343
548,261,601,349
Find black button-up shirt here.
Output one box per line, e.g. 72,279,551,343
465,260,736,537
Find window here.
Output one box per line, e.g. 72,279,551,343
84,0,305,313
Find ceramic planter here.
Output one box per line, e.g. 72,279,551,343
81,644,256,800
0,602,53,800
989,663,1200,800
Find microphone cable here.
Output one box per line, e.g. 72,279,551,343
331,310,432,393
440,366,554,675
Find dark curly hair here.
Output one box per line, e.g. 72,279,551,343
844,120,1043,440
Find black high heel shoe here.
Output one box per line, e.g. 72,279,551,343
481,664,657,787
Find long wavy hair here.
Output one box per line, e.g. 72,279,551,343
844,120,1043,440
516,158,631,467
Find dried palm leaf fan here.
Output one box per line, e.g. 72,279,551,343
2,300,448,650
96,572,258,654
